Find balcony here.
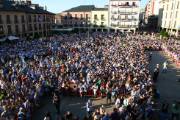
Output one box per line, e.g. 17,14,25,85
118,12,138,15
121,18,138,21
111,4,138,8
111,11,138,15
111,24,138,28
111,17,138,21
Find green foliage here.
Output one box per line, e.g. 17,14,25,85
34,33,40,39
160,29,169,37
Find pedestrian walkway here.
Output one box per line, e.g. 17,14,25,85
149,51,180,103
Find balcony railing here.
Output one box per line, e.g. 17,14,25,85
111,11,138,14
111,24,138,28
111,18,138,21
111,4,138,8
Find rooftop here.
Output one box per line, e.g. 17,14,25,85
0,0,54,15
64,5,96,12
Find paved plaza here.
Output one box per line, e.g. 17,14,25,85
32,51,180,120
150,51,180,102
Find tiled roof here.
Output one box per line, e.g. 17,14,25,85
64,5,96,12
0,0,55,15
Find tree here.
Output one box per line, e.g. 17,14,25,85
160,29,169,38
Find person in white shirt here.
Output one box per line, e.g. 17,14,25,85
162,61,168,73
92,85,98,97
43,112,52,120
115,97,120,108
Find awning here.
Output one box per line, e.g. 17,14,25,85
7,36,19,41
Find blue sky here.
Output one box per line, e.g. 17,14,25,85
33,0,148,13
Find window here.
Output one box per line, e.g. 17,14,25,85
28,15,32,22
126,2,129,6
75,14,77,18
94,14,98,20
39,24,42,30
34,15,37,22
132,2,136,6
101,15,104,20
43,15,46,22
14,15,18,24
64,16,67,19
22,24,26,33
177,2,179,9
170,12,172,18
7,25,12,34
125,15,128,19
132,16,134,20
175,11,178,18
0,25,3,34
34,24,37,31
28,24,32,31
174,21,176,28
6,15,11,24
171,3,174,10
43,24,46,30
0,15,2,24
21,15,25,23
118,15,121,19
69,14,72,19
80,14,83,19
15,25,19,34
86,14,88,19
164,21,166,27
101,22,104,26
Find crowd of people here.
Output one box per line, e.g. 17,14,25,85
162,38,180,66
0,32,179,120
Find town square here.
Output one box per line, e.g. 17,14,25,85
0,0,180,120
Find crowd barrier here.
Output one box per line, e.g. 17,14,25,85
162,45,180,67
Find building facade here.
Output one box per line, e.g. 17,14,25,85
145,0,160,23
56,5,95,28
0,0,55,38
109,0,140,32
160,0,180,36
91,8,108,28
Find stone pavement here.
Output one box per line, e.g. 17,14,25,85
32,51,180,119
149,51,180,102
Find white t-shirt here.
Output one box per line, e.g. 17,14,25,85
44,117,50,120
